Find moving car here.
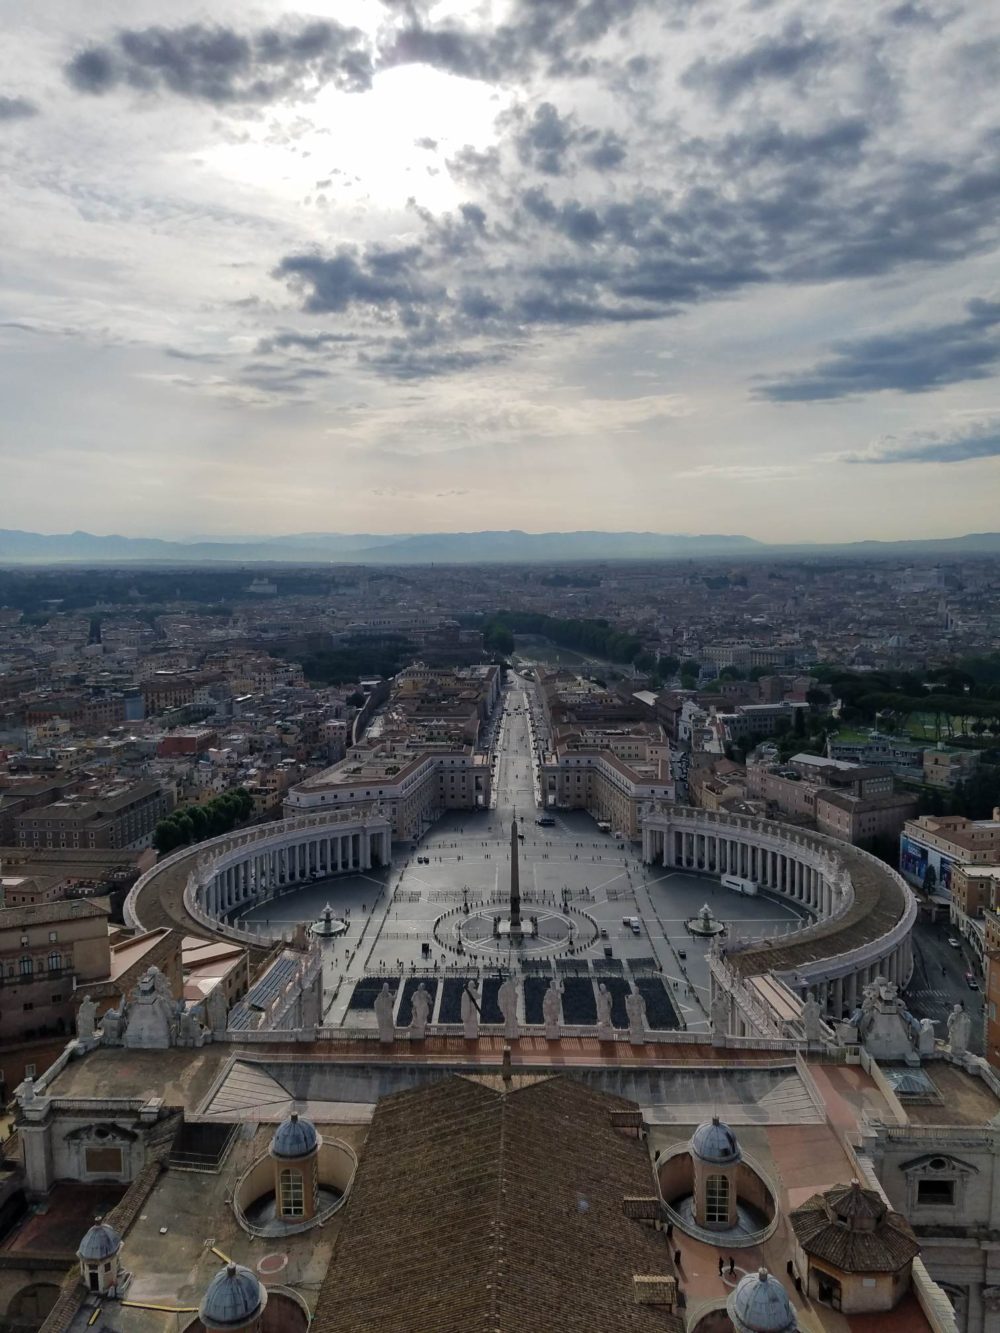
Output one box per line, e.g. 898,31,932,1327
947,937,961,948
966,972,979,990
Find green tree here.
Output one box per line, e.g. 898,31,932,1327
153,819,182,854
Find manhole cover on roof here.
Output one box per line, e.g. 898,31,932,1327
258,1252,289,1276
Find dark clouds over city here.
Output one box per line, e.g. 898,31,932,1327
1,0,999,538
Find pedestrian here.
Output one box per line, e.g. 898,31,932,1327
729,1257,735,1276
718,1257,724,1276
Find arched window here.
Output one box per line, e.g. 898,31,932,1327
48,952,62,973
279,1168,304,1217
705,1173,729,1224
19,956,33,977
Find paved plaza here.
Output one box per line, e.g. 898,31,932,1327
239,676,810,1034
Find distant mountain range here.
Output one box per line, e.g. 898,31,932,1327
1,527,999,565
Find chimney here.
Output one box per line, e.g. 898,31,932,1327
501,1045,512,1087
632,1276,677,1310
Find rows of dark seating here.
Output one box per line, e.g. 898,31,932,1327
593,958,624,975
634,977,680,1029
439,977,472,1024
561,976,597,1024
397,977,438,1026
629,956,659,975
479,977,503,1023
347,976,399,1011
556,958,590,975
600,977,632,1028
522,975,549,1024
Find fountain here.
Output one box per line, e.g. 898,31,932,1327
311,904,349,940
686,902,725,936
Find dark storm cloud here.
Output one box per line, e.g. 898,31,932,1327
759,299,1000,400
65,20,373,104
511,102,627,175
381,0,657,82
845,419,1000,464
682,24,833,105
0,95,38,120
255,330,357,353
710,118,869,170
360,341,508,380
445,145,501,184
273,247,438,318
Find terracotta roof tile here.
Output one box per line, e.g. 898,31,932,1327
312,1075,682,1333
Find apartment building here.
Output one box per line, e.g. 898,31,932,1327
285,744,491,839
923,746,981,789
900,812,1000,896
15,779,171,851
0,898,110,1046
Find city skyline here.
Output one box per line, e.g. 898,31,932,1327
2,0,1000,540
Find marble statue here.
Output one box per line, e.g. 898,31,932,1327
625,987,647,1045
17,1076,35,1107
596,983,614,1041
375,982,395,1044
76,995,97,1043
711,987,729,1041
410,982,431,1039
178,1008,204,1047
123,969,177,1050
542,979,562,1039
918,1016,936,1056
801,991,822,1043
101,1003,125,1046
205,985,229,1036
461,979,480,1040
947,1003,971,1056
498,976,519,1039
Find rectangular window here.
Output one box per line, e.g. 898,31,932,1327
917,1178,955,1205
705,1174,730,1224
279,1168,305,1216
85,1146,123,1175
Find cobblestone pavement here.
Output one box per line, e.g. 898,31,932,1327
239,676,810,1031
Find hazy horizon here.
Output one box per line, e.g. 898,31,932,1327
3,1,999,540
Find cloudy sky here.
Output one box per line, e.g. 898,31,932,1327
2,0,999,542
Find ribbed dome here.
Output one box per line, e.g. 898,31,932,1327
270,1111,320,1159
828,1179,887,1230
199,1263,267,1329
77,1223,122,1261
728,1268,797,1333
691,1115,741,1164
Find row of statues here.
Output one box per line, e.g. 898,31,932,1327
76,967,224,1051
373,976,649,1044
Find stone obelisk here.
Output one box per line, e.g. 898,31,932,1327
509,816,522,937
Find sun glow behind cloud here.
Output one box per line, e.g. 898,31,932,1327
1,0,1000,539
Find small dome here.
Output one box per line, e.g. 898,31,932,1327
199,1263,267,1329
77,1223,122,1261
691,1116,741,1164
728,1268,797,1333
270,1111,320,1159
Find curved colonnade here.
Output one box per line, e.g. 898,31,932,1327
642,804,917,1021
125,806,392,946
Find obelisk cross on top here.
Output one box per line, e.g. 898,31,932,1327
509,816,521,931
